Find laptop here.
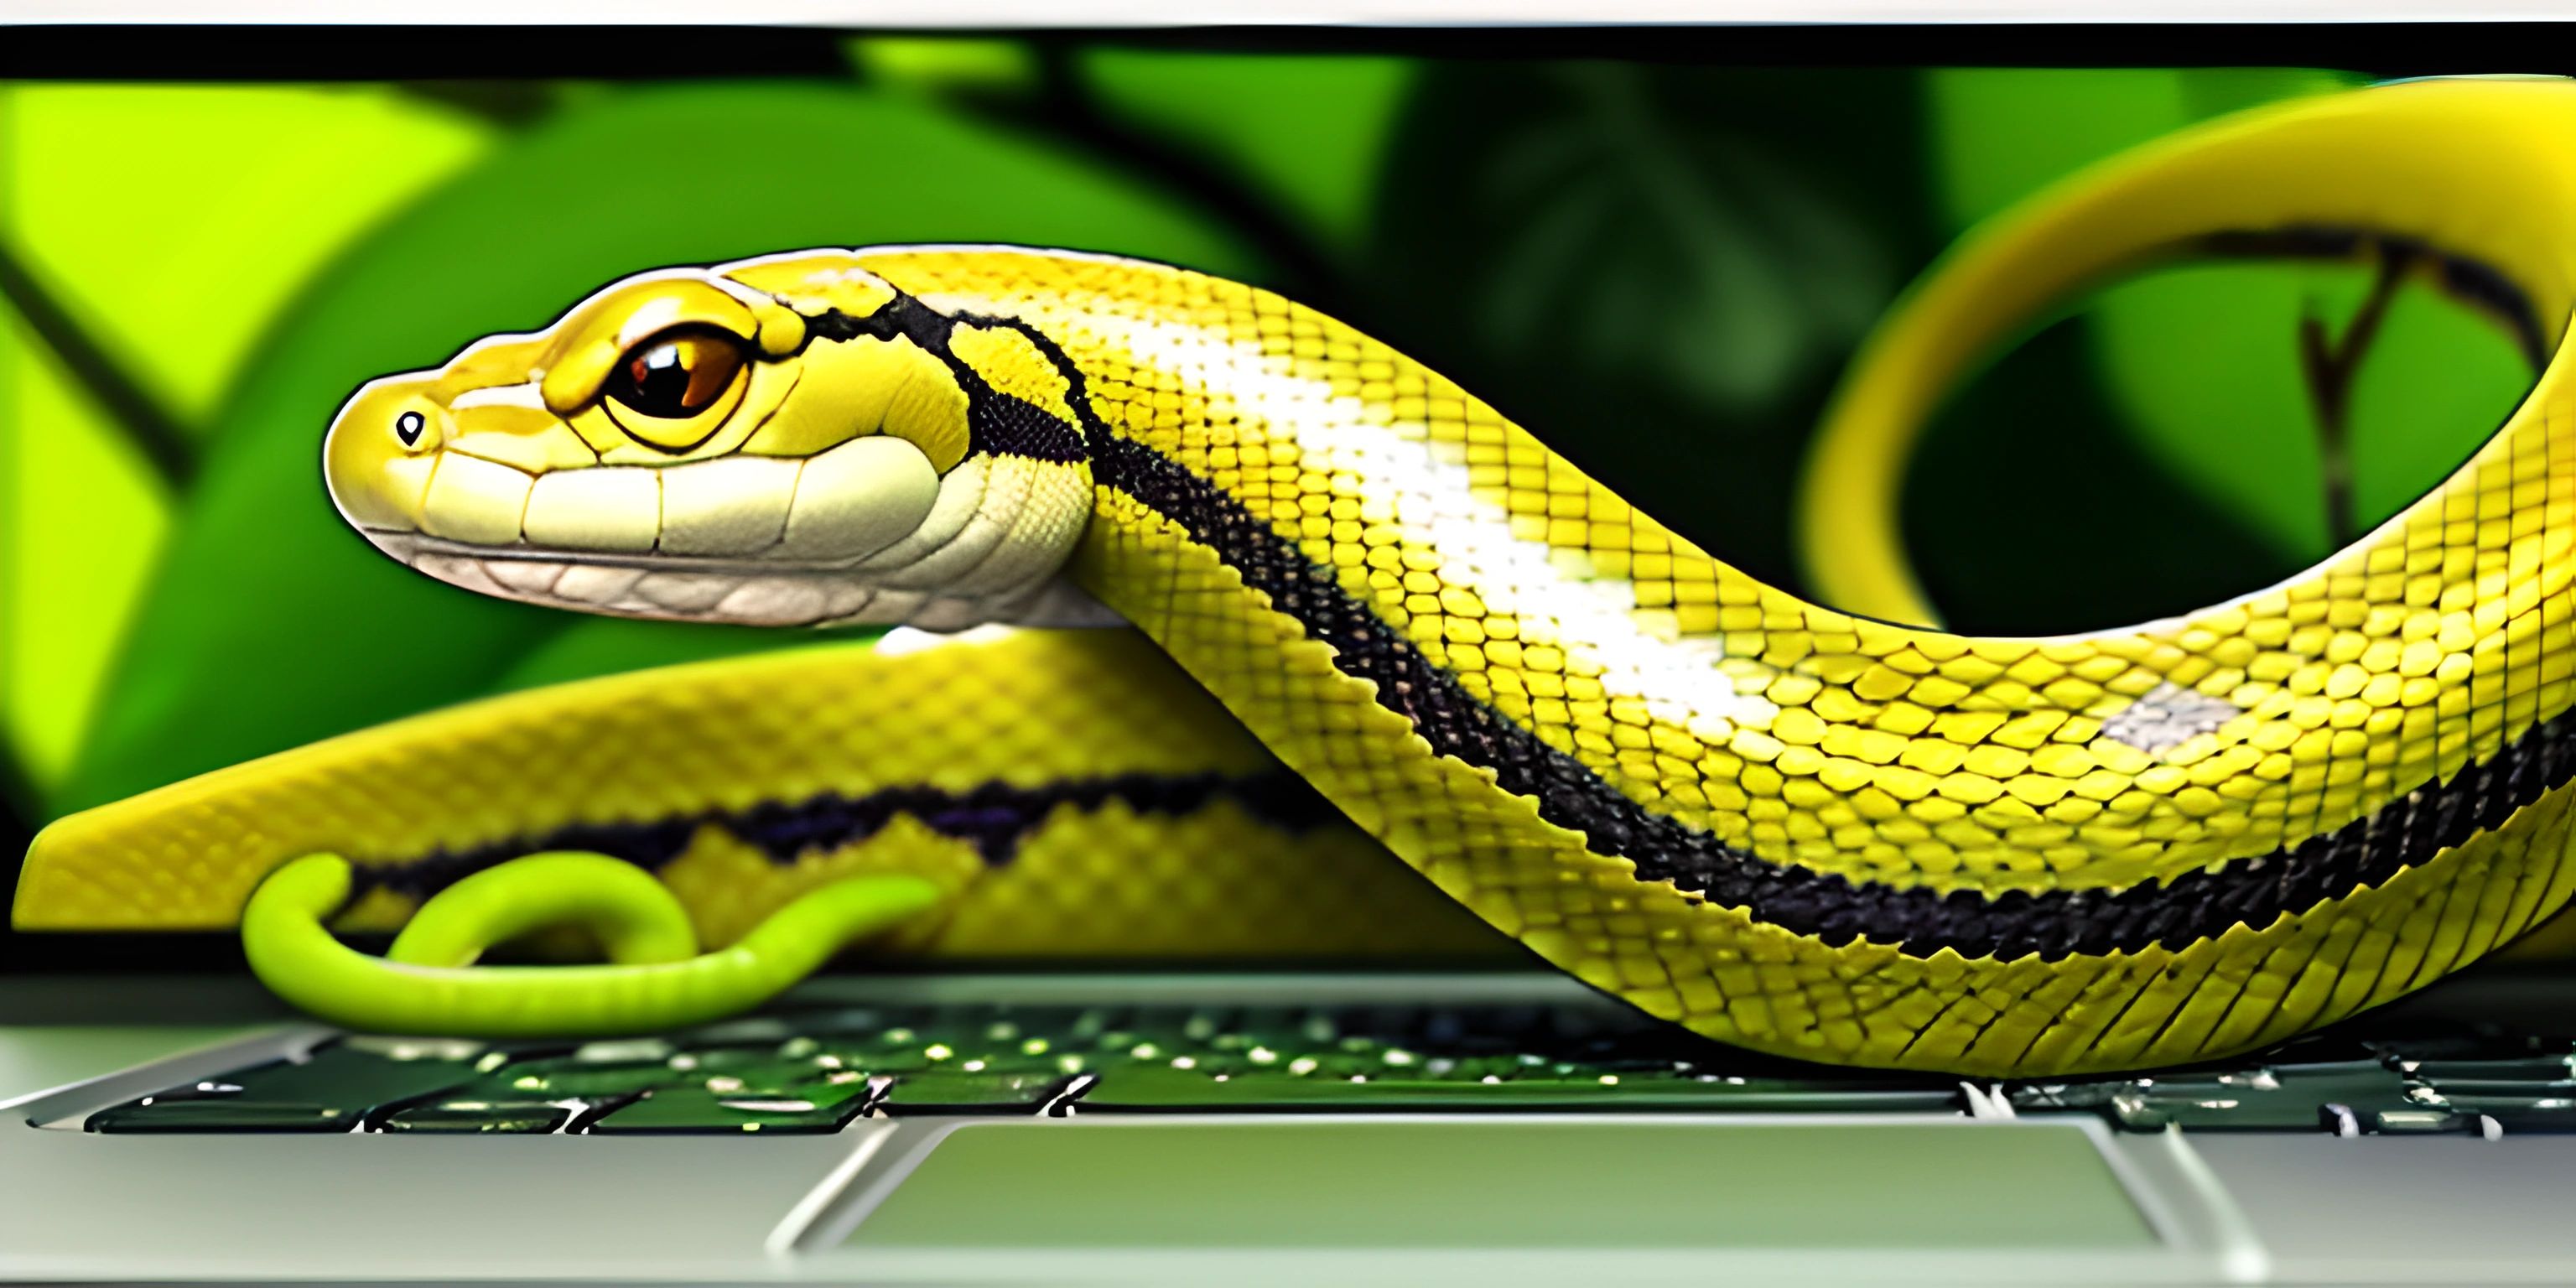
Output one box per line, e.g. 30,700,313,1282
6,18,2576,1286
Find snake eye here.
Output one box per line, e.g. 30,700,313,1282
393,410,426,448
604,327,748,420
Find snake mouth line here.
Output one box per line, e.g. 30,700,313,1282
366,529,878,577
366,527,923,624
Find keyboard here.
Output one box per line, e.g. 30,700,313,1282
61,997,2576,1136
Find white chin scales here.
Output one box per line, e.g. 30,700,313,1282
407,548,875,626
399,541,1098,631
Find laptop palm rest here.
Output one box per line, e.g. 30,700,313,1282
841,1119,2160,1250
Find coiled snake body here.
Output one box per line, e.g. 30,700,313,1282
20,79,2576,1075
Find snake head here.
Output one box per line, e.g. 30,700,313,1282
323,252,1099,629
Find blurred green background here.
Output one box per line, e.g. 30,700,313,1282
0,45,2537,877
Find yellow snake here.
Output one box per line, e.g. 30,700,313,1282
19,77,2576,1074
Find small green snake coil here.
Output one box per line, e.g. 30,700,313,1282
242,852,942,1037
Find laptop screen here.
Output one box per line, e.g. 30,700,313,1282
0,28,2547,974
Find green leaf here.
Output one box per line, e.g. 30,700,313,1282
1076,49,1416,257
0,317,168,792
3,84,496,429
59,80,1259,815
1922,70,2527,594
0,85,496,798
2089,261,2529,562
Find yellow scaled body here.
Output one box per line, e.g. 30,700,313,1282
22,79,2576,1074
17,630,1505,963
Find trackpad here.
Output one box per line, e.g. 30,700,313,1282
844,1120,2157,1249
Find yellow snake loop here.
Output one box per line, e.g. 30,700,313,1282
242,853,941,1039
382,851,700,969
21,76,2576,1074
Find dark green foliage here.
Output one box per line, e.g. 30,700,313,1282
1364,65,1941,590
1907,315,2287,634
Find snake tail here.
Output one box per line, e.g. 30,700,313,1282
382,850,704,969
242,853,943,1038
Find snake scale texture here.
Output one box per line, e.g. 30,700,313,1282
21,79,2576,1074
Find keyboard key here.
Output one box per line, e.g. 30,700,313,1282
666,1016,801,1048
2399,1057,2576,1089
242,1040,500,1104
377,1098,580,1134
876,1071,1083,1116
681,1057,858,1093
87,1040,492,1133
569,1038,675,1064
2016,1058,2419,1133
2365,1026,2554,1065
585,1076,884,1135
662,1043,809,1074
487,1057,688,1099
87,1102,360,1133
2438,1095,2576,1134
2351,1106,2479,1136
